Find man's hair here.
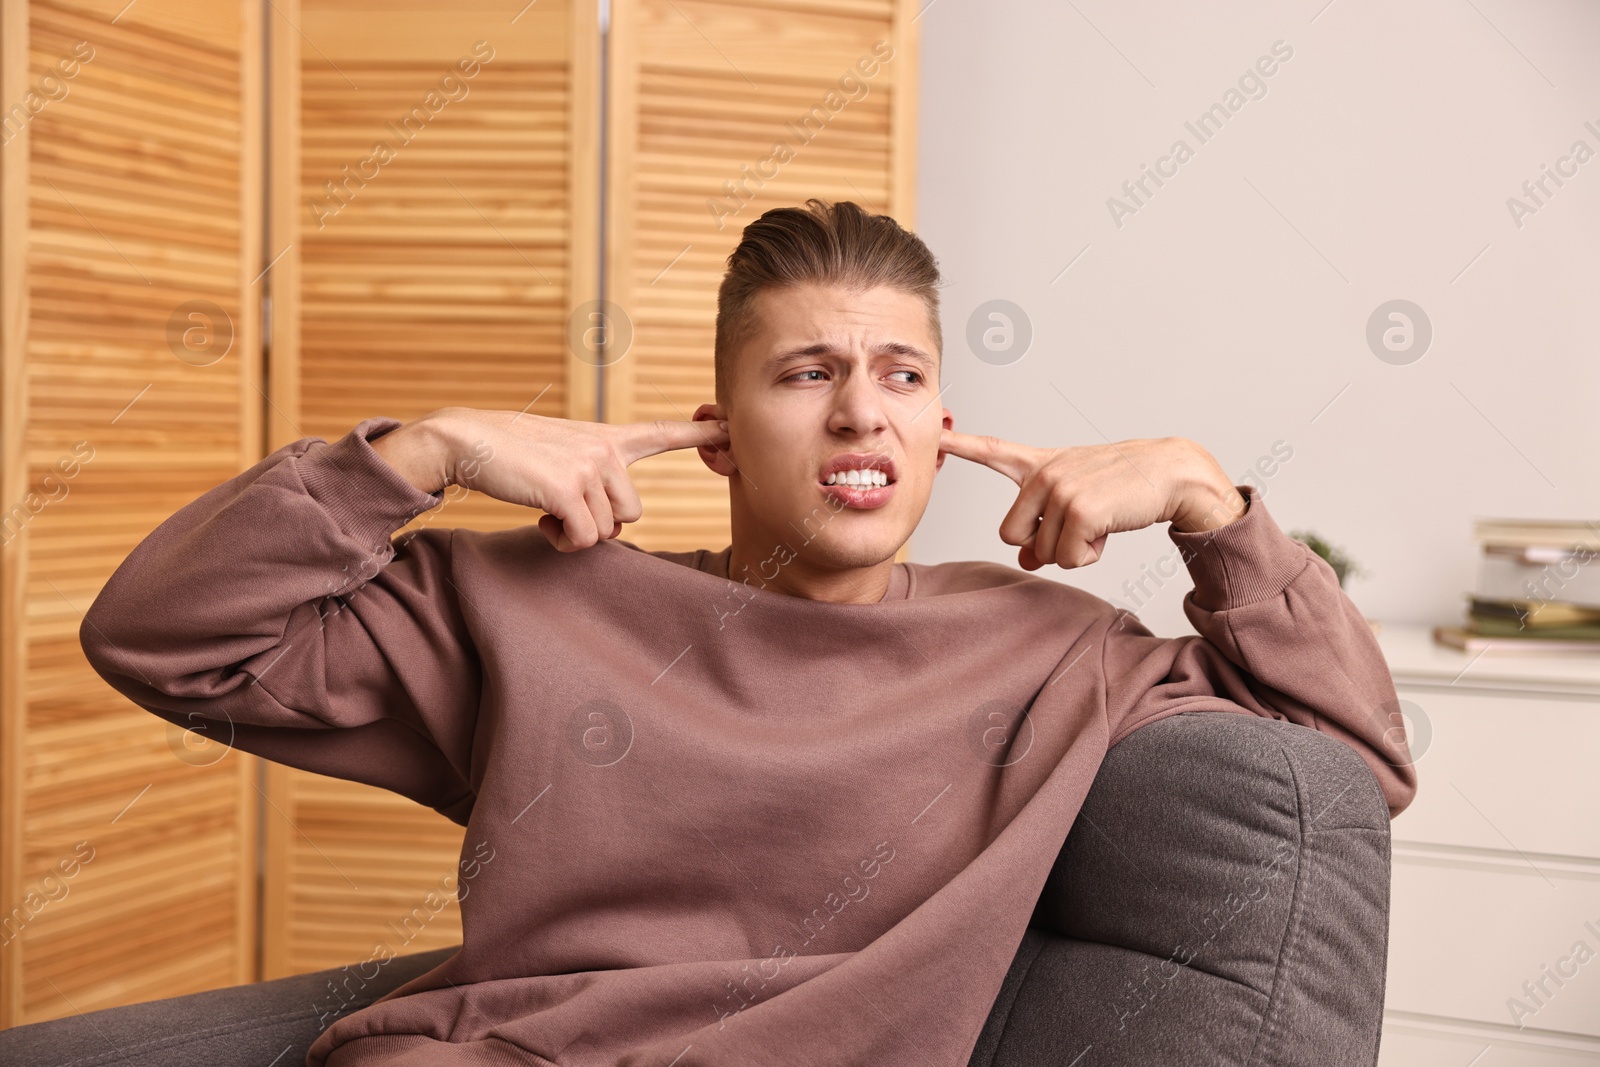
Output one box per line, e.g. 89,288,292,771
713,199,942,404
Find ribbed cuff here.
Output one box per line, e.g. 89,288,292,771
294,417,446,554
1166,483,1310,611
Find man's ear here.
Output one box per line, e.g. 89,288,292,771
935,408,954,474
692,402,734,478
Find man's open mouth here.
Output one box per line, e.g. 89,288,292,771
818,452,898,509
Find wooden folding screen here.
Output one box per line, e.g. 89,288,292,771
0,0,262,1024
261,0,599,976
1,0,919,1022
604,0,921,555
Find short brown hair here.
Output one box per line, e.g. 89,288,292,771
713,199,942,404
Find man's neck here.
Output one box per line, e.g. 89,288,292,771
725,541,894,604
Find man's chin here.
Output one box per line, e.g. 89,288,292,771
798,528,907,571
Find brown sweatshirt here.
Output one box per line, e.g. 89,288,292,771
79,417,1417,1067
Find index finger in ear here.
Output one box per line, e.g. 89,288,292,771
610,419,731,466
938,428,1042,485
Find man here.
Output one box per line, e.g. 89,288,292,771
81,199,1416,1067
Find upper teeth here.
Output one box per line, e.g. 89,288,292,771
826,468,888,487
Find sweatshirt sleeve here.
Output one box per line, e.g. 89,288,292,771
79,416,482,826
1099,483,1418,819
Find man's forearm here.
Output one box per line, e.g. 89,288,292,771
1105,481,1419,817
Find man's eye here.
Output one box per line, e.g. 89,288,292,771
784,369,923,383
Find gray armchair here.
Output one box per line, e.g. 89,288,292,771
0,712,1395,1066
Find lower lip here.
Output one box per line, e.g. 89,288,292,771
820,480,897,509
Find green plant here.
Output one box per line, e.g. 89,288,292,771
1287,529,1366,589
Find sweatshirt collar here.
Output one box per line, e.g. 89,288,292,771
695,546,910,603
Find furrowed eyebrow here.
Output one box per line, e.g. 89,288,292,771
763,341,937,373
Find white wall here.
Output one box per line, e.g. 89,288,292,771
912,0,1600,637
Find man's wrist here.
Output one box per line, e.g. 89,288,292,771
1166,442,1248,533
1170,482,1248,533
370,411,459,495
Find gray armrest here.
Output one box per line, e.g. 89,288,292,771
0,945,455,1067
968,710,1394,1067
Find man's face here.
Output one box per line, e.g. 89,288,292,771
695,282,953,572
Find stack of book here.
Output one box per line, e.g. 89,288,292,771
1433,517,1600,653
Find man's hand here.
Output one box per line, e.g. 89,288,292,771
374,407,730,552
937,431,1246,571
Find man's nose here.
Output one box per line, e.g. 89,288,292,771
827,368,890,435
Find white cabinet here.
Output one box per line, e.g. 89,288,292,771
1374,623,1600,1065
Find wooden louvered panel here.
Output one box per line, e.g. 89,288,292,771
605,0,919,553
1,0,261,1024
262,0,597,978
297,62,576,454
281,0,596,465
270,769,471,973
